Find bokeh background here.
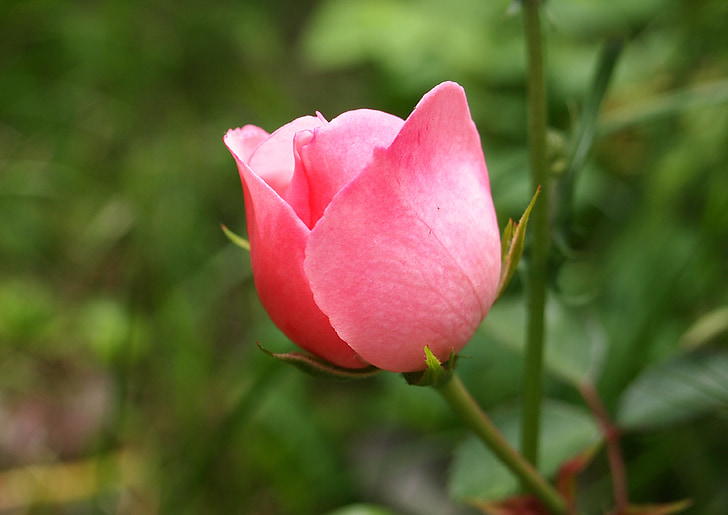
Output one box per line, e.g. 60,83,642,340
1,0,727,513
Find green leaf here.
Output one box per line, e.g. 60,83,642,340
617,351,728,430
565,37,623,178
555,37,623,236
449,400,601,502
258,344,380,380
496,187,540,300
402,347,455,386
599,78,728,136
251,373,354,507
221,223,250,251
479,295,606,385
679,305,728,350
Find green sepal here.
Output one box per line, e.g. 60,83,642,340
221,224,250,251
403,347,456,387
495,188,540,300
257,343,380,380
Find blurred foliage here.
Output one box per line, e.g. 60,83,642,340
1,0,727,514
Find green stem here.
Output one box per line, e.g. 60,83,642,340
522,0,550,467
435,374,567,515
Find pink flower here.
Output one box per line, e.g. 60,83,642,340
224,82,501,373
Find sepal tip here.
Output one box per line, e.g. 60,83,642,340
221,224,251,251
495,187,540,299
257,343,380,380
403,347,456,387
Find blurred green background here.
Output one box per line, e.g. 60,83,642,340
1,0,727,513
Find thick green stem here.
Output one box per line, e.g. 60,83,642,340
522,0,550,468
435,374,567,515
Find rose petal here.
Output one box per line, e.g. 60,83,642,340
247,116,325,196
224,125,269,162
224,130,366,369
304,82,501,372
284,109,404,228
281,129,315,227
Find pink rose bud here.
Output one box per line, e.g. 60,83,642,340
224,81,501,373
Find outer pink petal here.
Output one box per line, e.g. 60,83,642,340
246,116,325,196
224,129,367,369
304,82,501,372
284,109,404,228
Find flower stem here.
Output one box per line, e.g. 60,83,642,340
522,0,550,468
579,382,629,513
435,374,567,515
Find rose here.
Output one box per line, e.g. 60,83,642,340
224,81,500,373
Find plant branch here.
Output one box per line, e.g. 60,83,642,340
435,374,567,515
579,382,629,514
522,0,550,468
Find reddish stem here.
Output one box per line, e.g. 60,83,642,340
579,382,629,514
